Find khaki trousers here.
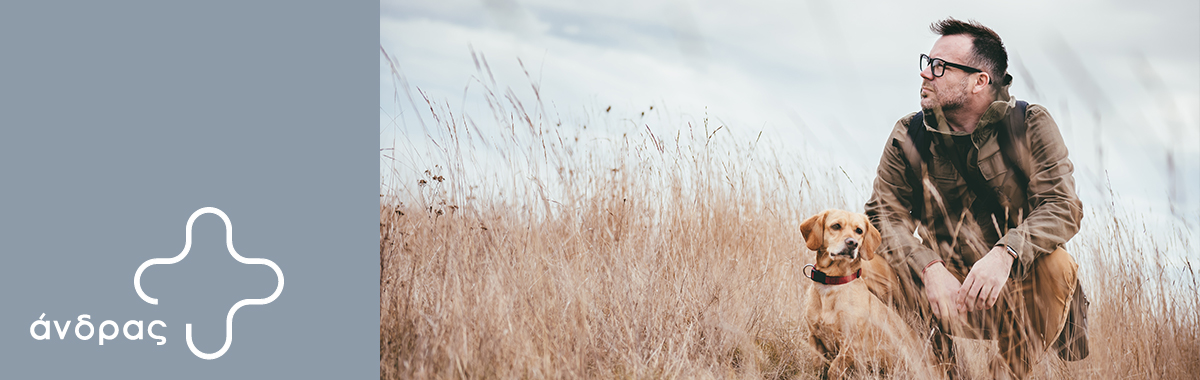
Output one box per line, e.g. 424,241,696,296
863,247,1079,378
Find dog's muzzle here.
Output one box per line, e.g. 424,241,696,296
832,238,859,259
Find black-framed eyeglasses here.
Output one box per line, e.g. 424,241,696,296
920,54,991,84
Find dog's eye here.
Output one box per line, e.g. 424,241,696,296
831,223,841,230
856,227,864,234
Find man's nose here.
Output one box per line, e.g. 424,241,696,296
844,238,858,249
920,67,935,81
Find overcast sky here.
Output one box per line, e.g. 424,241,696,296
381,0,1200,233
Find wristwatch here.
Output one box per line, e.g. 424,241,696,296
998,244,1019,278
1004,245,1018,260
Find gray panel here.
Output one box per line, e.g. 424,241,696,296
0,1,376,378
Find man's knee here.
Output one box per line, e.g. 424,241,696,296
1024,247,1078,344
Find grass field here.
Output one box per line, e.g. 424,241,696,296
379,51,1198,379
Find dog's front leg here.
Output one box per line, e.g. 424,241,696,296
827,351,854,380
808,333,831,360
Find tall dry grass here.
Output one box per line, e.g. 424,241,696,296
380,50,1199,379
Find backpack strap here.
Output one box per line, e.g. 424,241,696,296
900,111,930,220
996,100,1030,191
907,111,933,164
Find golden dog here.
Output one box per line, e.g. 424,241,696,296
800,209,944,379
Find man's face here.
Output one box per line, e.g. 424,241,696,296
919,35,975,111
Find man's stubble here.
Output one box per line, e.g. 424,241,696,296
920,75,971,113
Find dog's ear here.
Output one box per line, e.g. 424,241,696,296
862,219,881,261
800,211,827,251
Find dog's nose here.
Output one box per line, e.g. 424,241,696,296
845,238,858,249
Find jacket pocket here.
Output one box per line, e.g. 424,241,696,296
929,156,959,182
978,151,1008,187
979,151,1027,213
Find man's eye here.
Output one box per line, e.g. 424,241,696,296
831,223,841,230
856,227,864,234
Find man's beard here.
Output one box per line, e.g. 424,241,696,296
921,76,970,112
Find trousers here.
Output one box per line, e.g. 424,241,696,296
862,247,1079,378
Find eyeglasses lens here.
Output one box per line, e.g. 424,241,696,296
921,55,945,77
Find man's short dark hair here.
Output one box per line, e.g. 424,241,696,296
931,18,1010,88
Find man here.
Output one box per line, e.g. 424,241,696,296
864,18,1086,378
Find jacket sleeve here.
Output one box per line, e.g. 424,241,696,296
866,114,941,276
995,104,1084,279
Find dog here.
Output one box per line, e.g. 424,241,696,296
800,209,945,379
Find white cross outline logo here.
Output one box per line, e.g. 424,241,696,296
132,207,285,360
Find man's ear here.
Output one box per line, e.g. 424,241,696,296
800,211,827,251
972,71,991,94
862,220,881,261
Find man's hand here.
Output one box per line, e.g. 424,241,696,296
956,246,1014,313
923,262,962,319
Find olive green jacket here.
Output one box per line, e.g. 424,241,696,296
865,88,1083,281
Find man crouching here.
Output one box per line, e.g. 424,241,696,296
865,18,1089,379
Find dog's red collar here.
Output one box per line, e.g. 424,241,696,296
803,264,861,285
